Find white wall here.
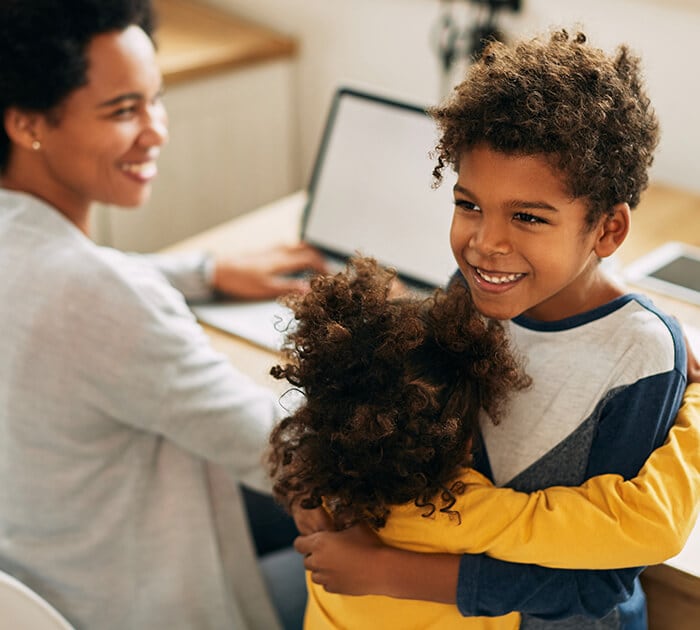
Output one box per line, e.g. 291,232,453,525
201,0,700,194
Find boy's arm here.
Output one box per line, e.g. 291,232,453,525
442,389,699,566
297,383,699,615
454,370,690,619
450,337,700,615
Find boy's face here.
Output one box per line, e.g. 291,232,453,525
450,144,607,322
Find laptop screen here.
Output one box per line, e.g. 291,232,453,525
302,88,457,289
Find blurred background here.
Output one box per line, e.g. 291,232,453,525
94,0,700,251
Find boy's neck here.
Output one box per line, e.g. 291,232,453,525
522,266,627,323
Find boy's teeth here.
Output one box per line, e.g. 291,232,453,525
476,268,523,284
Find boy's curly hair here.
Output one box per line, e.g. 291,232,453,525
430,29,659,227
267,257,529,529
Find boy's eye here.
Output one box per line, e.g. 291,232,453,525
514,211,548,225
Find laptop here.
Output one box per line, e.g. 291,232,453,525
192,87,457,351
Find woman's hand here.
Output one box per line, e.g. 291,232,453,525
212,243,327,299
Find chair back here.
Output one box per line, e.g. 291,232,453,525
0,570,75,629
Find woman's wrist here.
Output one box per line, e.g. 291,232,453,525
199,252,217,289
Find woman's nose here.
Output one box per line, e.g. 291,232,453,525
139,103,169,147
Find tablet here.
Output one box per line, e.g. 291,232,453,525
624,241,700,306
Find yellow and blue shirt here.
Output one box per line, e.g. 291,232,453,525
305,294,696,629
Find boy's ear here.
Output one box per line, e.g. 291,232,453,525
593,202,631,259
3,107,43,150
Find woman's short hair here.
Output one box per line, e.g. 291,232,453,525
0,0,156,171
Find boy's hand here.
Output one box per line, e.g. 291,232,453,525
212,243,327,299
294,524,386,596
291,504,334,536
294,526,460,603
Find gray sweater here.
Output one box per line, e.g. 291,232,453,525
0,189,282,629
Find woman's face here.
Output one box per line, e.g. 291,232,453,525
32,25,168,221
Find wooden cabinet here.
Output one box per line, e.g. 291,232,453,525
92,0,298,251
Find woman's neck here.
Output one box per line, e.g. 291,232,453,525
1,165,91,235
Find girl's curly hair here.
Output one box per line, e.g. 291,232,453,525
267,257,529,529
430,29,659,227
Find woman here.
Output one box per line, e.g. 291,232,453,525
0,1,320,628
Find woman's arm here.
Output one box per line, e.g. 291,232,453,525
145,243,326,302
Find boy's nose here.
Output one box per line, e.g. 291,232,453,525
469,217,512,257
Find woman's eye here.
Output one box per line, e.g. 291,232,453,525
454,199,481,212
514,212,547,225
111,105,138,119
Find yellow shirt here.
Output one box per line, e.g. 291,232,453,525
305,384,700,629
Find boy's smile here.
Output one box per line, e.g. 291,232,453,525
450,144,622,322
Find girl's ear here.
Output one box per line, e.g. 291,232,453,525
594,202,631,259
3,107,43,150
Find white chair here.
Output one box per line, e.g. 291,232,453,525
0,570,75,629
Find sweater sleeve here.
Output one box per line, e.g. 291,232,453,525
140,251,215,303
440,384,700,568
456,365,689,619
72,252,279,493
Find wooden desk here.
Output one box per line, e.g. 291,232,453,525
165,184,700,629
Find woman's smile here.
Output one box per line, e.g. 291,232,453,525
118,158,159,182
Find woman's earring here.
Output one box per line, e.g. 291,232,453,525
31,140,41,151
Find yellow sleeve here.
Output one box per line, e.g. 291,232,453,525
435,383,700,568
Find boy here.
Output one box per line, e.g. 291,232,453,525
274,257,697,630
295,30,698,629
